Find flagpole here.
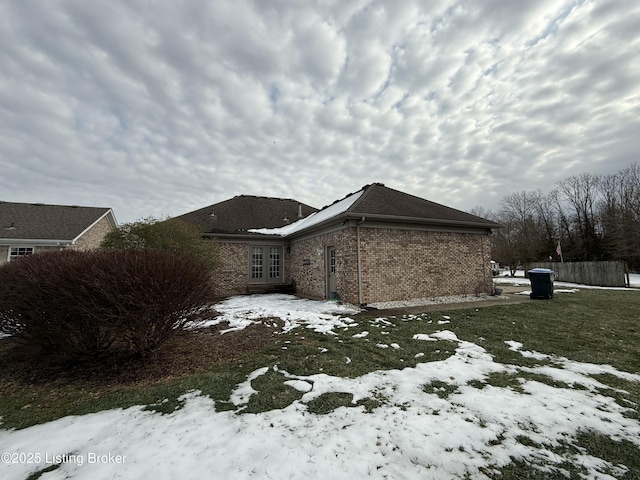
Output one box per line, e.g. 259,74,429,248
556,241,564,263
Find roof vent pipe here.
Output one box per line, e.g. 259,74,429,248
298,204,303,218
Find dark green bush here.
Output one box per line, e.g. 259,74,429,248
0,249,215,361
101,217,219,268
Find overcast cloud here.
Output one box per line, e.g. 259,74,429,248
1,0,639,223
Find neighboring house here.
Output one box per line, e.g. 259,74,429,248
176,183,502,305
0,202,118,265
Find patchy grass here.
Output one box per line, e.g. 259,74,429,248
592,373,640,421
573,430,640,479
306,392,355,415
25,464,61,480
0,289,639,477
423,379,459,399
242,369,305,414
0,323,282,429
2,290,639,429
444,290,640,373
469,371,576,394
488,429,640,480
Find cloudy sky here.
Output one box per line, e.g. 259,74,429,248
1,0,639,223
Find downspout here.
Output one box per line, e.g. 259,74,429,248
357,217,365,305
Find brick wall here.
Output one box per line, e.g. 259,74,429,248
289,228,358,301
358,227,493,304
208,226,493,304
210,241,249,296
289,226,493,305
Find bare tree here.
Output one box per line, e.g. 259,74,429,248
599,165,640,269
529,189,561,259
476,163,640,271
496,191,550,268
556,173,603,260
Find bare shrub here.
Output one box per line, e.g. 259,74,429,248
0,249,215,361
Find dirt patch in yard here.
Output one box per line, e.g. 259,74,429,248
0,319,282,393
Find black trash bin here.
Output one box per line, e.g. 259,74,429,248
528,268,555,299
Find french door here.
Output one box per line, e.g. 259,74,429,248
250,245,283,283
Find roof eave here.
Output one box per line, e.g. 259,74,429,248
346,213,503,230
0,238,74,245
201,212,502,241
203,232,287,241
278,212,501,238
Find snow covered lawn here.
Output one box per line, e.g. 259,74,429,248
1,290,639,479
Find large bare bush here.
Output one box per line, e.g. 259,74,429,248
0,249,215,361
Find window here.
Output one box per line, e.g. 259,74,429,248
269,247,281,278
9,246,34,261
251,247,263,279
329,247,336,275
250,245,283,282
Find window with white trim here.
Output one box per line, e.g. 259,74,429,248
9,246,34,261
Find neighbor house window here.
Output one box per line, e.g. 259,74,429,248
9,246,34,261
250,245,283,282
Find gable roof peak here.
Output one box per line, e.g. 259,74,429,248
175,194,318,234
0,201,115,241
345,183,500,228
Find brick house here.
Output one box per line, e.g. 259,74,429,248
176,183,501,305
0,202,118,265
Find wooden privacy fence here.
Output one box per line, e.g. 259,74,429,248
525,261,629,287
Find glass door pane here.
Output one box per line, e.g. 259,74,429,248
269,247,281,279
251,247,263,279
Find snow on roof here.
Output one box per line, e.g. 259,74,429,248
249,189,364,236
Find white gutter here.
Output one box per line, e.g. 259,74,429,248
0,238,73,246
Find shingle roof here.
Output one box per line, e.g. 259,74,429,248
175,195,318,234
249,183,501,237
0,202,114,241
347,183,501,227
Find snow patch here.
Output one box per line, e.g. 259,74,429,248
193,294,360,334
284,380,313,393
2,336,639,479
412,334,437,342
230,367,269,407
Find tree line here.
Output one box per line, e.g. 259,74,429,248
473,163,640,274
